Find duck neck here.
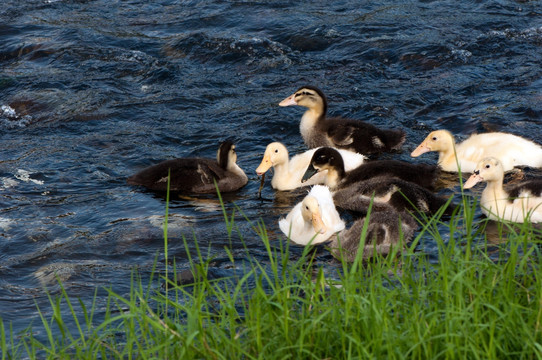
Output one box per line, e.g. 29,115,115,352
437,139,459,169
300,105,326,145
480,178,507,210
271,160,290,184
227,163,248,181
325,168,343,189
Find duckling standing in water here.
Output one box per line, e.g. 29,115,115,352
127,141,248,194
411,129,542,173
279,85,405,154
255,142,366,191
464,157,542,223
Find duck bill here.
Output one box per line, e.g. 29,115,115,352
302,164,319,183
463,173,483,189
411,142,430,157
312,213,327,234
279,93,297,107
255,155,272,176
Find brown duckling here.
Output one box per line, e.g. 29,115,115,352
332,176,453,216
279,85,405,154
127,141,248,194
328,208,418,262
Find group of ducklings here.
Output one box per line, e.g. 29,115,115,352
128,85,542,262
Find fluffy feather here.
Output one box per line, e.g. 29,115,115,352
279,85,405,154
464,157,542,223
412,130,542,173
256,142,366,190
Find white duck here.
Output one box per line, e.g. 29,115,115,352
464,157,542,223
411,130,542,173
256,142,365,191
279,185,345,245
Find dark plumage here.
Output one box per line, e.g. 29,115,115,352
327,208,418,262
332,176,453,216
279,85,405,154
302,147,440,190
127,141,248,193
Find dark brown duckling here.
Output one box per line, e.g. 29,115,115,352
332,176,453,216
302,147,440,190
328,208,418,262
127,141,248,193
279,85,405,154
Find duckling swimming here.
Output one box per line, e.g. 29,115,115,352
127,141,248,194
279,85,405,154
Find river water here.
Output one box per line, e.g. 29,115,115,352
1,0,541,338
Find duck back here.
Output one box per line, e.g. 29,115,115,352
127,158,238,193
340,160,440,190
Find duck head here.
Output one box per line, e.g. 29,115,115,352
302,147,344,185
301,195,327,234
464,157,502,189
255,142,288,176
411,130,454,157
279,85,327,115
217,140,238,171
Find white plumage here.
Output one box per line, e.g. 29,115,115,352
464,157,542,223
411,130,542,173
256,142,365,191
279,185,345,245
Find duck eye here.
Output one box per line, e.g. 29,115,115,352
432,137,437,141
274,149,279,153
485,164,490,169
305,206,309,210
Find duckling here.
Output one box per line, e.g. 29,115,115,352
255,142,366,191
463,157,542,223
127,141,248,193
328,209,418,262
332,176,453,216
302,147,440,190
411,129,542,173
279,185,345,245
279,85,406,154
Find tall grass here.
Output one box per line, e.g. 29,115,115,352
1,193,542,359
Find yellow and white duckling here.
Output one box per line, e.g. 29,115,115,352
411,129,542,173
255,142,366,191
127,140,248,193
329,208,418,262
279,185,345,245
464,157,542,223
279,85,406,154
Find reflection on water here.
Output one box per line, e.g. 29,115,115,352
0,0,541,338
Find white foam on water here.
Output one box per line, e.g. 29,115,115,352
0,105,32,129
15,169,44,185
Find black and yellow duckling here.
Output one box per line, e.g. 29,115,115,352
302,147,440,190
279,85,406,154
127,140,248,193
332,176,453,216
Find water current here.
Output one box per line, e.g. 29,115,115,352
1,0,541,338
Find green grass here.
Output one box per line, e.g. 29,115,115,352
1,194,542,359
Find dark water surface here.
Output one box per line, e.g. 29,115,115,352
1,0,541,336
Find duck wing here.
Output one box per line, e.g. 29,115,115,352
340,160,440,190
323,117,406,154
